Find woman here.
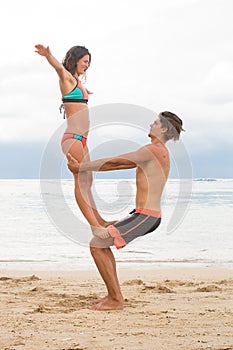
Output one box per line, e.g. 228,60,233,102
35,44,108,227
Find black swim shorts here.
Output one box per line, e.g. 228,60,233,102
108,207,161,249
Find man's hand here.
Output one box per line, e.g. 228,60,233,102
67,153,80,174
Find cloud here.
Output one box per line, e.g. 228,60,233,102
1,0,233,177
0,61,63,142
88,123,149,152
200,62,233,104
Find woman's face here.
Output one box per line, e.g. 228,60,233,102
77,54,90,75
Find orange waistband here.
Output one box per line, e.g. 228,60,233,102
135,208,161,218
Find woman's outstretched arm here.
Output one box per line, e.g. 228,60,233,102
35,44,68,81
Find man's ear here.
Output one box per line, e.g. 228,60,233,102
161,127,168,134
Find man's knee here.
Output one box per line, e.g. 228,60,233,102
89,243,99,257
90,237,102,252
91,226,110,239
89,236,113,250
89,239,104,258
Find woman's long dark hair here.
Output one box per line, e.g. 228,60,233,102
62,46,91,75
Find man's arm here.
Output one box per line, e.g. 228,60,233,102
67,145,154,174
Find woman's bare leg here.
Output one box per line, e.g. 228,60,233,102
83,147,116,227
63,139,103,226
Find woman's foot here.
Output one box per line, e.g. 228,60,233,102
102,220,117,228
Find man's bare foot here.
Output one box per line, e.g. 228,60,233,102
90,296,124,311
91,295,108,305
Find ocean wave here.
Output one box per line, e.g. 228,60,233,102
194,178,217,182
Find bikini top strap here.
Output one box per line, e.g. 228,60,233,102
59,103,65,119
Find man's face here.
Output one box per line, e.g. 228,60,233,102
148,116,164,138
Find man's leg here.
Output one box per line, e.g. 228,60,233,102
89,237,124,310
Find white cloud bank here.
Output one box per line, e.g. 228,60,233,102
0,0,233,177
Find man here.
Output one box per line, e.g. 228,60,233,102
67,111,184,311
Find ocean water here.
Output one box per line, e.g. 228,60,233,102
0,178,232,271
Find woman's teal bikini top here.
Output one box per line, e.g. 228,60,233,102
62,78,88,103
60,78,88,118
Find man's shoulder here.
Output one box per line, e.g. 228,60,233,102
144,143,169,159
144,142,167,151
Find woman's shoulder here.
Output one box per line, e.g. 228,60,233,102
60,70,76,84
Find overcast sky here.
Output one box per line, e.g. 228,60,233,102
0,0,233,178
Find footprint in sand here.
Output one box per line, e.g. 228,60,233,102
195,284,222,292
142,284,174,293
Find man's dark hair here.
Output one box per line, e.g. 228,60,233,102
159,111,185,141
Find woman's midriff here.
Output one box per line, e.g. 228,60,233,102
64,104,90,137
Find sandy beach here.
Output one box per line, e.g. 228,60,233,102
0,267,233,350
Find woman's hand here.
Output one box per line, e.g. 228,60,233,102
35,44,51,58
86,88,93,95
